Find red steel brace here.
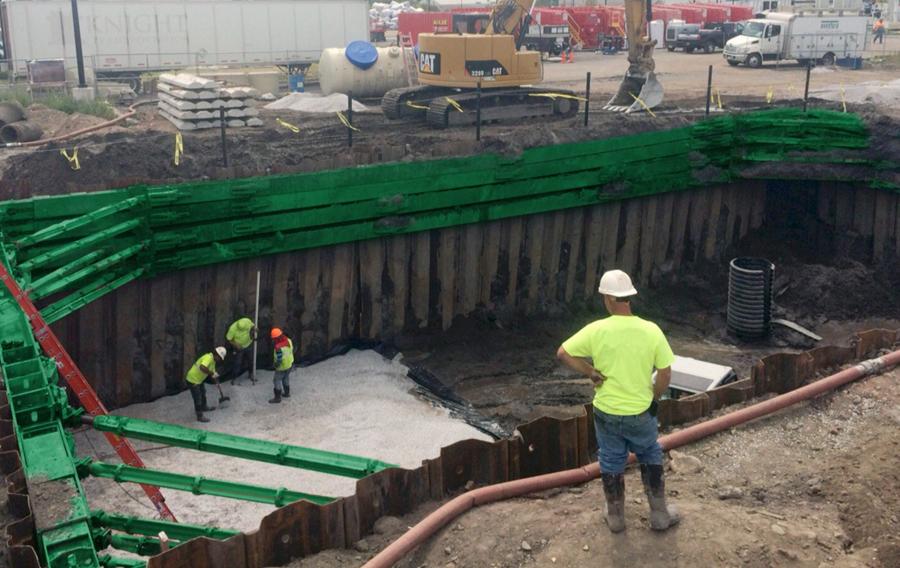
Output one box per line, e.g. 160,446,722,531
0,264,176,521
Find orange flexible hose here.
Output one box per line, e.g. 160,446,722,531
363,349,900,568
9,99,157,148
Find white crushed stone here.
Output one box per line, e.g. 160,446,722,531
811,77,900,106
264,92,368,113
76,350,490,532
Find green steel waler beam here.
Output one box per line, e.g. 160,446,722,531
41,267,146,325
18,219,142,272
14,196,145,249
98,555,146,568
87,415,397,478
91,510,239,542
82,460,334,507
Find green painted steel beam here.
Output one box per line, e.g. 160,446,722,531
82,460,334,507
18,219,142,272
28,249,107,292
30,243,145,300
41,267,146,325
89,414,397,478
15,196,144,249
106,532,178,556
98,555,147,568
91,510,239,542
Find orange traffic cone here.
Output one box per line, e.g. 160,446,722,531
560,51,567,64
568,49,575,63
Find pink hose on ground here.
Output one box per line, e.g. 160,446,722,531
363,349,900,568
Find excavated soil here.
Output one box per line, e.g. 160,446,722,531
287,365,900,568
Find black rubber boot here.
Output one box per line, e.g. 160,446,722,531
201,404,216,412
601,473,626,533
269,389,282,404
196,411,210,423
282,385,290,398
640,464,680,531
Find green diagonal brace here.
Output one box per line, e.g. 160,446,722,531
31,243,146,300
41,266,146,324
83,460,334,507
28,249,107,292
89,415,396,478
91,510,238,542
15,196,144,249
19,219,142,272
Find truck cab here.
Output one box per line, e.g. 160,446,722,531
723,17,785,67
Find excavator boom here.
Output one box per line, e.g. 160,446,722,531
605,0,664,113
486,0,535,35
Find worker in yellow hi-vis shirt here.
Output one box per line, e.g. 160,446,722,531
186,347,226,422
226,317,258,384
557,270,679,534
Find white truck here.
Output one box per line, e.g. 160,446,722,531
0,0,369,81
723,11,869,67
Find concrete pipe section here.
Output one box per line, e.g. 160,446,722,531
363,348,900,568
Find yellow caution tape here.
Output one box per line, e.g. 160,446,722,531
173,133,184,166
628,93,657,118
528,93,589,102
405,101,430,110
60,147,80,171
715,88,723,110
766,86,774,104
444,97,464,113
336,111,360,131
276,118,300,133
840,84,847,113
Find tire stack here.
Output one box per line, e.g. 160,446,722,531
0,101,43,144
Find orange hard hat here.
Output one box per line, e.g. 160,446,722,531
270,327,283,339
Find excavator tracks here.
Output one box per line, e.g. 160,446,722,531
425,87,579,128
381,85,452,120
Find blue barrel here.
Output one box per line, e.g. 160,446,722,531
288,73,305,92
345,41,379,70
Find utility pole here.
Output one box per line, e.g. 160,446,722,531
70,0,87,88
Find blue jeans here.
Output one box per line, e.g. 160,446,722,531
273,368,292,391
593,408,663,475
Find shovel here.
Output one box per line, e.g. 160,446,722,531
216,382,231,406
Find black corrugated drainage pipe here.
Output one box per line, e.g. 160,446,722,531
362,349,900,568
727,257,775,339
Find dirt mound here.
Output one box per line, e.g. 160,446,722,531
24,104,118,139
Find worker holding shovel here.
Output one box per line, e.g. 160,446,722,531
185,346,229,422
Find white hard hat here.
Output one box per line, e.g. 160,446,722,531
215,346,227,359
598,269,637,297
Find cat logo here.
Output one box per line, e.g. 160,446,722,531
419,52,441,74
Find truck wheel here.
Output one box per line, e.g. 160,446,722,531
686,46,695,53
727,60,739,66
747,53,762,68
667,46,675,52
820,52,835,66
704,43,714,53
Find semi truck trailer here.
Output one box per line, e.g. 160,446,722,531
0,0,369,80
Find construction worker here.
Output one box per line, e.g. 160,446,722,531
556,269,679,533
186,346,227,422
226,317,257,383
873,18,885,44
269,328,295,404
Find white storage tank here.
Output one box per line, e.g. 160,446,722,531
318,45,410,98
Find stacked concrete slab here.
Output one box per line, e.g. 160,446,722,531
158,73,263,131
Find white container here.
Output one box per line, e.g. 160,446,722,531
318,46,408,98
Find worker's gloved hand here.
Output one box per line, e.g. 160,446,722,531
648,399,659,417
590,371,605,387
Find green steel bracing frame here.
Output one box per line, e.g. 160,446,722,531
1,109,897,568
98,555,147,568
89,414,397,478
81,459,335,507
91,510,239,542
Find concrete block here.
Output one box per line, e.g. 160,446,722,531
71,86,95,102
245,117,264,127
158,92,196,111
159,72,218,90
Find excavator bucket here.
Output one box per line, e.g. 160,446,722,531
604,70,664,113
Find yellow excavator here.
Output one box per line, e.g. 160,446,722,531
382,0,662,127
